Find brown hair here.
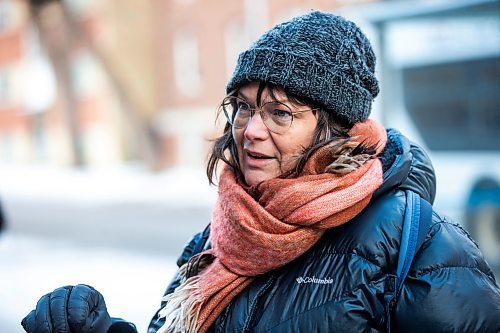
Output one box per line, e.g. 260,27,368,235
206,81,354,185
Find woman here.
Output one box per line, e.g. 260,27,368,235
22,11,500,333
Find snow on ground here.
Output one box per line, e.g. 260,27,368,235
0,163,214,333
0,232,177,333
0,164,218,206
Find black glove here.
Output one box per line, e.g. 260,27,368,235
21,284,113,333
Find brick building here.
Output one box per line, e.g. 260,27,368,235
0,0,373,169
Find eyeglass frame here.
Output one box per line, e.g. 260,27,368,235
221,95,319,135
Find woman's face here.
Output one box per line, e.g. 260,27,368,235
233,82,319,186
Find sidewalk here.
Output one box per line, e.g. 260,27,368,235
0,163,217,206
0,164,218,254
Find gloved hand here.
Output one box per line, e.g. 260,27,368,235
21,284,112,333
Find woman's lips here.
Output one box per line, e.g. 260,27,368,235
244,151,275,167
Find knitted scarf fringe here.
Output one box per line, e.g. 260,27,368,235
157,265,204,333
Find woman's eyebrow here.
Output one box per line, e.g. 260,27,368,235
237,91,250,101
237,90,290,106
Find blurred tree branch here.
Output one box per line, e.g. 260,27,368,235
28,0,84,166
27,0,160,169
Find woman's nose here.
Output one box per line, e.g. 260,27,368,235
243,111,269,141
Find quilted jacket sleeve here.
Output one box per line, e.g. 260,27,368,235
395,213,500,332
147,225,211,333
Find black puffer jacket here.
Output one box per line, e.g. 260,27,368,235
148,130,500,333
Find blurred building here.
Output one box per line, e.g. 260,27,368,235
2,0,497,169
0,0,126,166
0,0,33,163
343,0,500,274
0,0,374,169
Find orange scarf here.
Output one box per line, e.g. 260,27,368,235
158,120,387,333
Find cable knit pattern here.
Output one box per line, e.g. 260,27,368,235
226,11,379,125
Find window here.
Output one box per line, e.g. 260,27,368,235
402,57,500,150
224,18,248,80
173,27,201,97
0,1,10,33
70,51,104,100
0,71,8,103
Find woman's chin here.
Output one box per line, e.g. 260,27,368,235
243,170,277,186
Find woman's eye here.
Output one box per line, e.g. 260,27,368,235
272,109,292,119
237,102,250,111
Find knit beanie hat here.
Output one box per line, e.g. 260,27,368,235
226,11,379,125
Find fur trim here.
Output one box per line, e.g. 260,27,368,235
324,140,372,174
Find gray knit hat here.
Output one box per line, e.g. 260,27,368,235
226,11,379,125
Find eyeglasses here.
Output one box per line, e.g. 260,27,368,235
221,96,317,135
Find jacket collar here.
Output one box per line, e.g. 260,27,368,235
374,129,436,203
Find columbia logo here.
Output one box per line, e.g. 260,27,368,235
296,276,334,285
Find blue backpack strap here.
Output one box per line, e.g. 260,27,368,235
396,191,433,294
385,190,433,332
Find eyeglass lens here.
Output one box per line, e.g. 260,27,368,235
223,97,293,134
